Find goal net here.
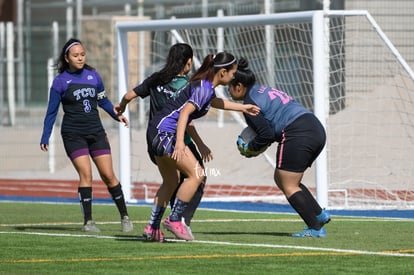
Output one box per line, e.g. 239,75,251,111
115,10,414,210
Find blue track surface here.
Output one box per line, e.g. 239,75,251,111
199,201,414,219
1,195,413,219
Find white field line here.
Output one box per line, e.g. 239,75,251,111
1,218,413,258
0,230,412,258
1,217,410,228
191,240,414,257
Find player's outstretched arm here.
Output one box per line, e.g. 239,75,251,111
211,98,260,116
115,90,137,115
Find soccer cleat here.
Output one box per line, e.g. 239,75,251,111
142,225,165,243
292,227,327,238
121,216,134,233
163,216,194,241
316,209,331,227
181,217,194,240
82,220,101,233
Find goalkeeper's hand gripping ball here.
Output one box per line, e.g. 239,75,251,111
237,136,260,158
236,126,269,158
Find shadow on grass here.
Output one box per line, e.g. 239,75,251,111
14,226,80,232
197,231,293,237
113,235,143,241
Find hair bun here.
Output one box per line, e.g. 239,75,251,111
237,57,249,71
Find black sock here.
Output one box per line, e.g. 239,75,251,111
170,173,186,209
108,183,128,218
78,187,93,224
182,181,205,226
299,183,323,215
169,199,188,222
287,191,321,230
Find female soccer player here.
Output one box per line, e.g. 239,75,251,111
228,58,331,237
126,52,259,241
40,38,133,233
115,43,210,240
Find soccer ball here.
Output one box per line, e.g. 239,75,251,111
238,126,269,156
239,126,257,143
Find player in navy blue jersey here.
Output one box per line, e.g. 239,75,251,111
40,38,133,233
228,58,331,238
115,43,210,241
134,52,260,241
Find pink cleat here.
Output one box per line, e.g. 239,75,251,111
163,216,194,241
142,224,165,242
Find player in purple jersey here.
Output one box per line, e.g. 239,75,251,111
228,58,331,238
136,52,260,241
115,43,210,241
40,38,133,233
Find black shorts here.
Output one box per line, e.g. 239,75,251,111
146,126,203,167
146,126,176,160
62,131,111,160
276,113,326,172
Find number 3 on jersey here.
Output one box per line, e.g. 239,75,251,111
83,99,91,113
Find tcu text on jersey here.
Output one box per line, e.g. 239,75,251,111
72,87,96,100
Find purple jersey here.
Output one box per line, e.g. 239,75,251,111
149,80,216,133
40,68,116,145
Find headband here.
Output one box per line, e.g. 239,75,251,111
213,57,237,68
65,42,81,54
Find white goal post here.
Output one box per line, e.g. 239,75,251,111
115,10,414,209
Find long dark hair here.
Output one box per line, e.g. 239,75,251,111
55,38,94,73
231,57,256,90
190,52,237,82
146,43,193,87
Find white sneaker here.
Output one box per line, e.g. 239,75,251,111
82,220,100,233
121,216,134,232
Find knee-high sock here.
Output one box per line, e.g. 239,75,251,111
287,190,321,230
78,187,93,224
170,173,186,209
108,183,128,218
299,183,323,215
182,181,205,226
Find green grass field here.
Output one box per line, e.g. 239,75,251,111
0,201,413,274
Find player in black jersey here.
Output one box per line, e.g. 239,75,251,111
40,38,133,233
115,43,210,241
118,52,260,241
228,58,331,238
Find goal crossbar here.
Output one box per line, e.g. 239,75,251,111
115,11,316,32
116,10,326,203
115,10,414,210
